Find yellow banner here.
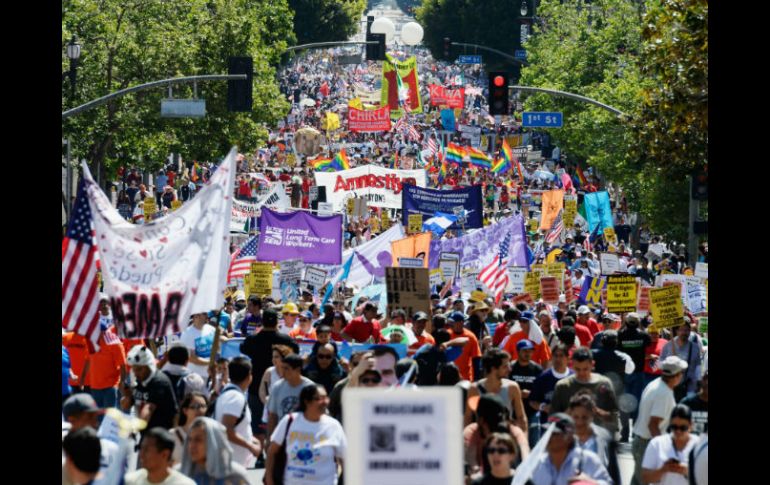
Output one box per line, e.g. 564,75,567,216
249,262,274,296
381,54,423,118
649,285,684,330
606,275,637,313
348,98,363,111
524,272,541,299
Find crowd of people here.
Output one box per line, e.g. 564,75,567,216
63,44,708,485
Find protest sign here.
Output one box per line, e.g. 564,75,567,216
461,268,482,293
471,290,488,303
343,387,464,485
513,292,535,306
649,285,685,330
257,208,342,265
279,259,304,285
381,54,423,117
317,202,334,216
315,165,427,210
637,285,651,315
381,210,391,230
685,278,707,314
85,149,235,339
408,214,423,234
385,267,430,319
429,84,465,109
600,252,620,275
525,272,541,299
348,106,392,132
606,275,637,313
579,276,607,306
545,262,565,291
250,262,274,296
540,277,560,304
402,184,483,229
695,262,708,280
304,266,327,290
370,216,381,234
439,252,460,283
528,218,539,233
429,269,444,288
603,227,618,246
398,257,425,268
508,267,527,293
563,194,577,229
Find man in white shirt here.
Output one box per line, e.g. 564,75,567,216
631,356,688,485
179,313,218,380
214,356,261,468
125,428,194,485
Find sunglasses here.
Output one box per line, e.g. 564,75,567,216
317,354,334,360
485,447,511,455
188,404,207,410
670,425,689,432
360,376,382,385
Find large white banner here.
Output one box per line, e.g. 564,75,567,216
314,165,427,210
326,224,406,289
86,148,236,338
230,183,290,232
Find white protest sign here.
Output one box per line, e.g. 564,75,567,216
461,268,481,293
507,267,527,293
304,266,328,289
317,202,334,216
600,252,620,275
314,165,427,210
685,276,707,314
439,252,460,282
279,259,304,284
695,262,708,280
343,387,464,485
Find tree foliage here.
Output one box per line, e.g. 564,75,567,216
288,0,367,45
416,0,522,69
62,0,295,182
518,0,707,242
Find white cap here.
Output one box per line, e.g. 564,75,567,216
660,356,688,376
577,305,591,315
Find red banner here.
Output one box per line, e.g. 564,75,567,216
429,84,465,109
348,106,391,132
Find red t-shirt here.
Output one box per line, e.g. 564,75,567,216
62,333,95,386
449,328,481,381
492,322,511,347
238,180,251,197
582,318,602,337
343,317,384,343
410,332,436,351
573,324,593,348
643,338,669,374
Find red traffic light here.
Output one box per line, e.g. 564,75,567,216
493,76,505,87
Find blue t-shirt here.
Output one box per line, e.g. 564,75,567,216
62,346,72,396
155,175,168,191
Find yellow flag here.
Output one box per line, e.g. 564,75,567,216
323,112,340,131
348,98,363,110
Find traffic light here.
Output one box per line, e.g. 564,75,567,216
488,72,509,115
443,37,451,59
691,167,708,200
227,56,253,112
366,33,386,61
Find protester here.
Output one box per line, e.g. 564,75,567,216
266,353,315,436
447,311,482,381
660,322,703,401
180,417,251,484
340,302,384,343
179,313,218,380
303,343,346,394
464,394,530,476
62,426,102,485
265,384,346,485
465,348,527,431
171,392,209,467
162,345,208,405
529,343,574,436
126,428,195,485
567,393,621,485
679,371,708,434
470,432,518,485
122,346,179,431
641,404,699,485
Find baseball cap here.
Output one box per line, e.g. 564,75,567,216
516,339,535,351
282,302,300,315
519,311,535,322
448,311,466,322
548,413,576,434
660,356,688,376
63,394,102,419
413,311,429,322
625,312,641,326
233,290,246,302
577,305,591,315
299,311,313,320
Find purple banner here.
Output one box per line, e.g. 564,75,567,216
429,214,528,270
257,208,342,265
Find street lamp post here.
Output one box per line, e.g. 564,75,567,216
64,35,82,222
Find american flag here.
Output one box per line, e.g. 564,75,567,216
584,224,600,252
478,233,512,304
228,236,258,282
406,124,420,142
392,116,405,133
62,179,101,347
102,324,122,346
426,136,439,157
545,209,564,244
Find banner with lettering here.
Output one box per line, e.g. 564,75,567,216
230,183,290,232
86,148,236,338
314,165,427,210
381,54,423,118
429,84,465,109
256,208,342,265
401,184,483,229
348,106,391,132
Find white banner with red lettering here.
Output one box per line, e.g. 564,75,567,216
348,106,391,132
314,165,427,210
85,148,236,338
429,84,465,109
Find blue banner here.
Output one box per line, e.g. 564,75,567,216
583,191,614,235
440,109,456,132
402,184,483,229
578,276,607,306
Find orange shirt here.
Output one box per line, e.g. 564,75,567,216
62,333,95,386
289,327,317,340
410,332,436,351
450,328,481,381
87,340,127,390
503,331,552,366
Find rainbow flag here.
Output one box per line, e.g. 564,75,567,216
467,147,492,169
310,157,334,171
445,143,465,165
332,149,351,170
438,157,448,184
191,162,200,182
576,166,588,186
491,156,511,174
501,138,514,165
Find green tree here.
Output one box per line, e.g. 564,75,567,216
288,0,366,45
62,0,295,184
417,0,522,70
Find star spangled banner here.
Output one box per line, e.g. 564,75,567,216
85,148,237,338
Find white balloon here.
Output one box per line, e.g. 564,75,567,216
401,22,424,46
370,17,396,44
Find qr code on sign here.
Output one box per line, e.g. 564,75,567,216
369,425,396,453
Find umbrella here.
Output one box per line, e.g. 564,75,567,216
299,98,316,107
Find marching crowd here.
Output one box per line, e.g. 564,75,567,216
63,47,708,485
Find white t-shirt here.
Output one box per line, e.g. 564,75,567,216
124,468,196,485
213,384,254,468
179,324,216,379
270,413,347,485
633,378,676,439
641,433,699,485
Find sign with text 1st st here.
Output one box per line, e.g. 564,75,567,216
522,112,563,128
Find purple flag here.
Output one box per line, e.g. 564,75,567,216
429,214,528,270
257,208,342,265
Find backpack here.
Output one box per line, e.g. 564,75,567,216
206,385,249,426
162,369,188,405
